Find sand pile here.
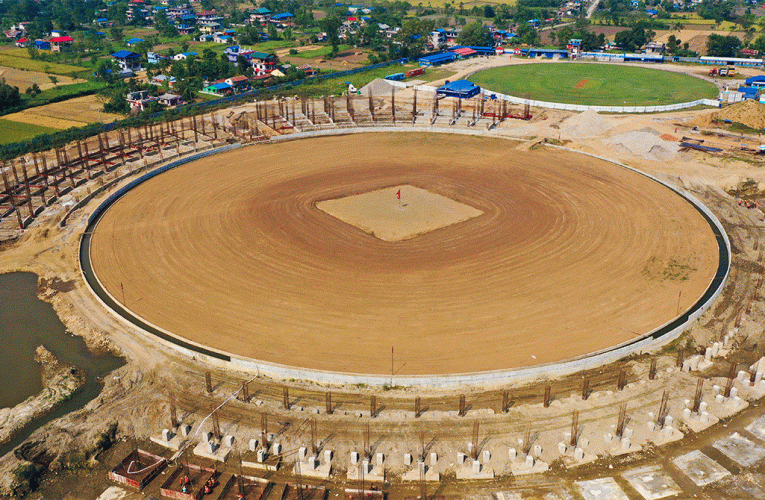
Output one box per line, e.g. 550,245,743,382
559,109,614,139
607,130,679,161
359,78,394,96
714,100,765,130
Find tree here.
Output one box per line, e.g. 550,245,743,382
0,80,22,111
48,75,58,87
706,33,741,57
396,18,435,57
483,5,495,17
267,24,279,41
320,16,342,53
109,27,124,42
154,10,178,38
457,22,492,46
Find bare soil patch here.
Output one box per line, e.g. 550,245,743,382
89,133,719,376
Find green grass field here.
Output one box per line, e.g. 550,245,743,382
0,119,58,144
0,52,89,77
469,63,719,106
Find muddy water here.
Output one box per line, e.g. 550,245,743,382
0,272,124,456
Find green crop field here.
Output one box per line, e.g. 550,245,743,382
0,119,58,145
469,63,719,106
0,52,89,77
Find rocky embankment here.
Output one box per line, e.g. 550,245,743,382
0,346,85,446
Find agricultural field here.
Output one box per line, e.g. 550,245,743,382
3,94,124,130
0,66,84,92
652,29,746,56
469,63,719,106
0,118,58,145
0,50,89,77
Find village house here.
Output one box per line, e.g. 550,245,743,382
112,50,143,73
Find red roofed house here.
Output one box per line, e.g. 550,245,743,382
451,47,478,59
50,36,74,52
225,75,250,91
15,38,29,48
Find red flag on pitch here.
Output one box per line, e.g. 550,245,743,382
397,189,401,199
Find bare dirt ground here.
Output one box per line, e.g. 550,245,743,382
89,133,718,376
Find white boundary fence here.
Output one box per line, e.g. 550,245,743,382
387,80,721,113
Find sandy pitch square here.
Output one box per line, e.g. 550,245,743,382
316,185,484,242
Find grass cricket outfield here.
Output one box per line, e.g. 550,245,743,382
470,63,719,106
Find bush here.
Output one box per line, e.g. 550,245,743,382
289,48,298,55
11,463,44,497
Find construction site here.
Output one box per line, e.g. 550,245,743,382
1,78,765,500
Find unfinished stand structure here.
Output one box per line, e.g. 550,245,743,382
0,91,535,235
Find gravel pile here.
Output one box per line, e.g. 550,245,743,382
607,131,679,161
560,109,614,139
360,78,395,97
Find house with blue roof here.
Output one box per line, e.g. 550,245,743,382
646,8,659,16
126,37,143,47
271,13,294,24
112,50,142,72
147,51,170,65
34,40,51,50
214,33,233,44
202,81,233,95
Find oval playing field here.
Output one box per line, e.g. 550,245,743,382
87,133,722,378
469,63,719,106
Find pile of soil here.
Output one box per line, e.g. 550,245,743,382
359,78,395,97
607,131,679,161
560,109,614,139
713,100,765,130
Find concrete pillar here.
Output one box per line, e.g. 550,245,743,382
257,449,265,462
206,441,216,453
525,455,534,467
738,371,748,382
223,435,234,447
621,438,630,451
712,342,720,356
665,416,674,428
533,444,542,457
580,437,589,448
684,399,692,408
180,424,191,437
324,450,333,462
648,411,655,420
249,439,258,452
430,452,438,465
404,453,413,466
508,448,517,460
716,394,726,404
623,428,633,439
308,456,319,470
730,387,739,398
574,448,584,460
733,395,743,405
376,452,385,466
663,426,674,437
162,429,172,441
299,447,307,460
350,452,359,465
472,460,481,473
647,422,656,432
604,433,613,443
482,450,491,462
701,411,710,423
699,401,708,413
723,334,730,346
457,452,466,464
203,431,213,442
558,442,567,455
682,408,692,421
756,371,763,385
712,385,721,396
272,443,282,454
361,459,370,473
418,461,426,477
690,356,700,371
703,347,711,362
467,442,474,454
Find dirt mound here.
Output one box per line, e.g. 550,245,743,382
607,131,679,161
714,100,765,130
359,78,394,97
560,109,614,139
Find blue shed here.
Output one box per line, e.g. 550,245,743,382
418,52,456,67
437,80,481,98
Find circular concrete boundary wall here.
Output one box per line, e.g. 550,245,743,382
79,127,730,388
